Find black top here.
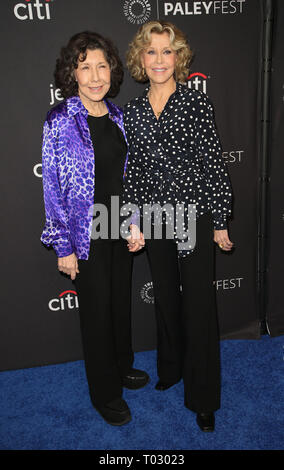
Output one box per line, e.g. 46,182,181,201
87,113,127,239
122,82,233,255
87,113,126,205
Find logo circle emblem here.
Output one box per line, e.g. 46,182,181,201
140,282,155,304
123,0,151,24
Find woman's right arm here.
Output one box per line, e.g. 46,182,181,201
122,106,140,210
41,118,79,278
122,106,145,252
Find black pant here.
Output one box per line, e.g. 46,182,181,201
146,212,220,413
74,239,134,407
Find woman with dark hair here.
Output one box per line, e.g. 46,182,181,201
40,31,148,426
123,21,234,432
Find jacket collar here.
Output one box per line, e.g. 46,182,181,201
67,95,88,118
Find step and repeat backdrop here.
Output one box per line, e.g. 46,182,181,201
1,0,281,370
266,0,284,336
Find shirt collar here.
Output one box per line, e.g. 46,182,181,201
142,82,186,96
141,81,185,101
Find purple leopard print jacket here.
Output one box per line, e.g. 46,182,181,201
40,96,128,260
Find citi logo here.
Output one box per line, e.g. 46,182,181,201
48,290,79,312
187,72,209,94
14,0,51,21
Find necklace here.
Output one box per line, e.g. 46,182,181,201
148,83,176,119
148,94,163,119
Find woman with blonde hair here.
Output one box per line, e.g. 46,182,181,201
123,21,233,432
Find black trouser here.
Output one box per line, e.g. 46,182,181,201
74,239,134,407
146,212,221,413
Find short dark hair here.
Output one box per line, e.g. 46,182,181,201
54,31,124,99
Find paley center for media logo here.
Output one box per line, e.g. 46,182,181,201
140,282,155,304
48,290,79,312
14,0,52,21
140,276,244,303
163,0,246,16
214,277,244,290
123,0,151,24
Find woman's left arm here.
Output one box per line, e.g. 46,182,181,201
194,94,233,251
40,118,73,257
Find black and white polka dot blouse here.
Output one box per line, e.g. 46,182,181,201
122,82,232,253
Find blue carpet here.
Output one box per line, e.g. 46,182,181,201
0,336,283,450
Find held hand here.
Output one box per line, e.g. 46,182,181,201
58,253,79,280
127,224,145,252
214,229,234,252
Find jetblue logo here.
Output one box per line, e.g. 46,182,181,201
49,83,63,106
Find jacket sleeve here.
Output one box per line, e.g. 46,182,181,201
194,93,233,230
40,118,73,257
121,107,141,226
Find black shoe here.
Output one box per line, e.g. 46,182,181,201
155,379,179,391
196,412,215,432
94,398,131,426
122,368,150,389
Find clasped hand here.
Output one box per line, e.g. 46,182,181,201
57,227,233,280
126,224,145,252
126,225,234,252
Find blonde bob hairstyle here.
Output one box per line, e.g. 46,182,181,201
126,21,193,83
